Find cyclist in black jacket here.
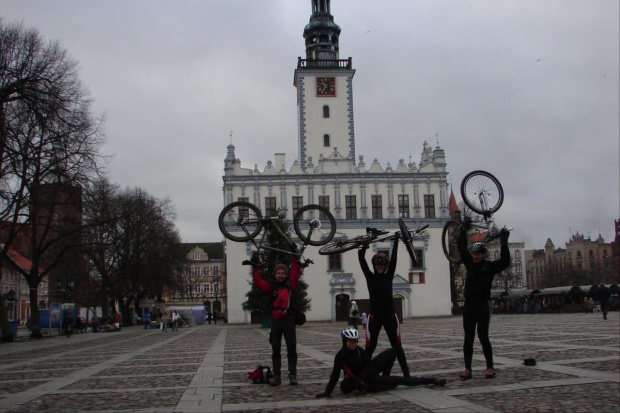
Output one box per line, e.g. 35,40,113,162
457,221,510,380
315,328,445,398
358,232,410,377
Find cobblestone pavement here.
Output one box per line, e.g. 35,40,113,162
0,313,618,412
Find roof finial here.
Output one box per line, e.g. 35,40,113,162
229,130,233,145
436,132,439,147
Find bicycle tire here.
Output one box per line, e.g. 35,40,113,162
398,218,418,266
218,201,263,242
460,170,504,215
293,204,336,246
318,237,367,255
441,220,462,264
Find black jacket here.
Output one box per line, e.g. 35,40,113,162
458,230,510,303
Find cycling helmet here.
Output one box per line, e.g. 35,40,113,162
371,253,389,266
341,328,360,341
471,242,488,253
351,301,356,305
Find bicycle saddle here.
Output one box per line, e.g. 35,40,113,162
366,227,389,237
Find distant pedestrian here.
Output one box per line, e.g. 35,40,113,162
349,301,359,329
161,313,168,332
114,312,121,331
172,311,179,331
64,314,72,338
144,312,151,329
599,284,611,320
207,312,212,324
361,312,368,331
213,312,217,324
91,314,99,333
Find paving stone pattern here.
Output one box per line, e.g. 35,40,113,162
0,313,617,412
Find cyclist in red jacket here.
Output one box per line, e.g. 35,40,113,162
247,251,300,386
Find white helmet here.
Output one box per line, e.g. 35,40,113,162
341,328,360,341
351,301,356,305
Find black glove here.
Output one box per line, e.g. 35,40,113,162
290,242,299,254
242,251,260,266
315,392,330,399
499,227,510,241
394,231,401,240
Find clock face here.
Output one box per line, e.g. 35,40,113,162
316,77,336,96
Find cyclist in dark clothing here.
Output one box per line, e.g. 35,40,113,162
246,250,301,386
457,221,510,380
358,232,410,377
315,328,446,398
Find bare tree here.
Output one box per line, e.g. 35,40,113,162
0,20,104,339
83,181,180,326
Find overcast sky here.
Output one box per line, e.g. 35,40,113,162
2,0,618,250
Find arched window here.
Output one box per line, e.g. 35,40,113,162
323,134,330,147
515,250,521,259
323,105,330,118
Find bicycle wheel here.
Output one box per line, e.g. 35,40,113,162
318,237,367,255
398,218,418,265
441,220,462,264
293,204,336,246
460,170,504,215
218,201,263,242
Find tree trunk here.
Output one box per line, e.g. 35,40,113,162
28,281,43,339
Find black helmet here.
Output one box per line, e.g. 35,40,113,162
371,253,389,266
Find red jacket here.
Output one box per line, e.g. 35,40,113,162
252,257,300,320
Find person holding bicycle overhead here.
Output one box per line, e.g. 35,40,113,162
457,219,510,380
358,232,410,377
245,248,301,386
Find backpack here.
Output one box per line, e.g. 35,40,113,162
248,365,273,384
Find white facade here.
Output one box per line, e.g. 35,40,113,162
221,1,453,323
223,145,453,324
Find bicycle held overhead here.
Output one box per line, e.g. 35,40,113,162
319,218,428,267
442,170,512,264
218,201,336,266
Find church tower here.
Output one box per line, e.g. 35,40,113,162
294,0,356,171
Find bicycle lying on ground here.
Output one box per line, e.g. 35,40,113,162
218,201,337,263
318,218,429,266
441,170,511,264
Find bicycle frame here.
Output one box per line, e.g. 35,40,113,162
246,216,308,257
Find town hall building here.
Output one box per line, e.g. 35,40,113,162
222,0,452,323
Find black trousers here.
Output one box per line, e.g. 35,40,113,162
270,315,297,376
365,313,409,376
462,300,493,370
360,349,435,391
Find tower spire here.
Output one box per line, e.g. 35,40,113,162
304,0,341,61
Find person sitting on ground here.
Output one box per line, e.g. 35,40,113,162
315,328,446,398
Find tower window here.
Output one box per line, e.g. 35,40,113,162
323,134,330,147
323,105,330,118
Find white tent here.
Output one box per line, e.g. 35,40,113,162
168,306,206,326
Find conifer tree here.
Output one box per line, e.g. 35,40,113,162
242,210,311,315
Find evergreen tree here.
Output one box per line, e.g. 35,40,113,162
242,210,311,315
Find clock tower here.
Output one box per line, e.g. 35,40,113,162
294,0,356,171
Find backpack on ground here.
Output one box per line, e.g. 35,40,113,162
248,365,273,384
